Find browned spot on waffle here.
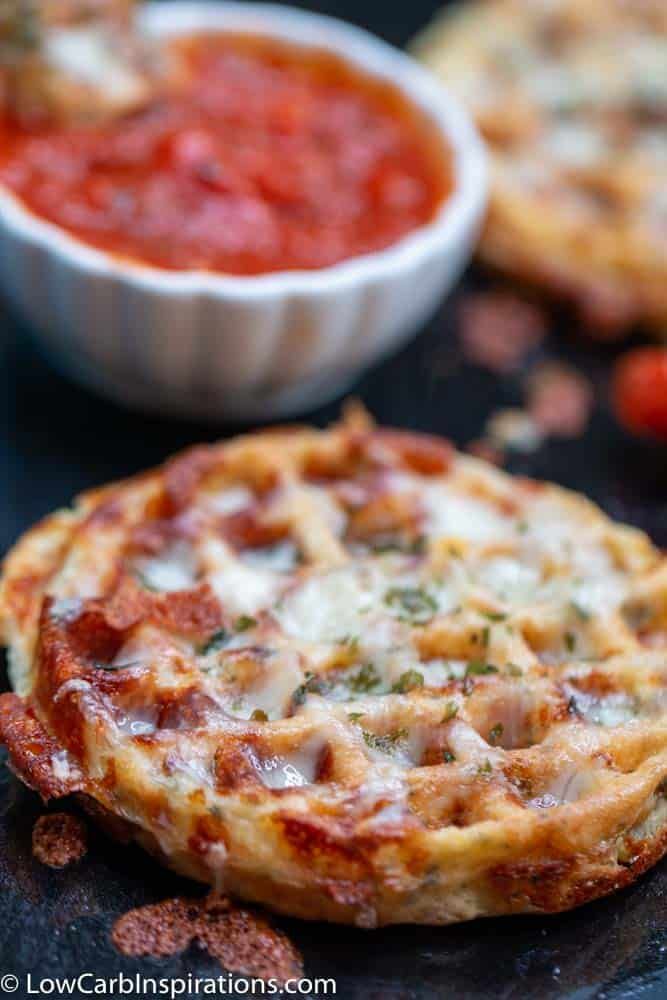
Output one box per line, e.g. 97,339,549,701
0,693,84,799
32,812,87,868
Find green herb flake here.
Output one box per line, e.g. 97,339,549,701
482,611,507,622
478,759,493,776
198,628,230,656
443,750,456,763
410,535,427,556
363,728,409,755
565,631,577,653
481,625,491,648
506,663,523,677
442,701,459,722
570,601,591,623
347,712,365,723
348,662,381,693
385,586,437,624
392,669,424,694
489,722,504,744
292,672,324,706
235,615,258,632
465,661,498,677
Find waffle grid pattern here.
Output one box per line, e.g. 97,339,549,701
1,411,666,924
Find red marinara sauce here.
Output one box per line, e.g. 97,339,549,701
0,34,451,275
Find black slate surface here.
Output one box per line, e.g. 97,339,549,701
2,1,667,997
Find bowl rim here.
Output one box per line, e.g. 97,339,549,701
0,0,487,300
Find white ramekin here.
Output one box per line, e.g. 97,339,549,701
0,2,486,420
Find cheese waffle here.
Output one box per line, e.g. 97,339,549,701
1,408,667,925
414,0,667,336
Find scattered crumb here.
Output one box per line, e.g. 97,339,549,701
112,894,303,985
32,812,87,868
486,408,544,454
466,438,505,466
527,363,594,438
458,293,547,374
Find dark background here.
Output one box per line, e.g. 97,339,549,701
1,1,667,997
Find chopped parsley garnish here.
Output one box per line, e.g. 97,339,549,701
338,635,360,651
565,631,577,653
368,534,426,555
443,750,456,763
506,663,523,677
465,661,499,677
384,586,437,624
235,615,257,632
570,601,591,623
392,669,424,694
250,709,268,722
347,712,365,723
481,625,491,648
363,729,408,755
410,535,427,556
478,759,493,775
348,662,381,693
292,672,325,706
489,722,504,744
442,701,459,722
482,611,507,622
198,629,230,655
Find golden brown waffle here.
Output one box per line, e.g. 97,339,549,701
1,408,667,925
414,0,667,337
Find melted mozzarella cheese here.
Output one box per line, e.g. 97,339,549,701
45,26,148,104
276,558,455,647
133,541,198,593
204,485,254,516
241,541,299,573
423,485,510,543
476,557,542,605
249,736,325,789
201,538,282,616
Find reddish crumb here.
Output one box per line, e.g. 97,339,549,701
641,631,667,649
577,282,639,341
112,894,303,985
466,439,505,466
458,293,547,374
612,348,667,440
527,363,593,438
32,812,87,868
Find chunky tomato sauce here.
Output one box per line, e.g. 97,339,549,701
0,34,450,275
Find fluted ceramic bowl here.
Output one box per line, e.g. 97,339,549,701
0,2,487,420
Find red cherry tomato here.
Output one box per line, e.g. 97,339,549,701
613,348,667,439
